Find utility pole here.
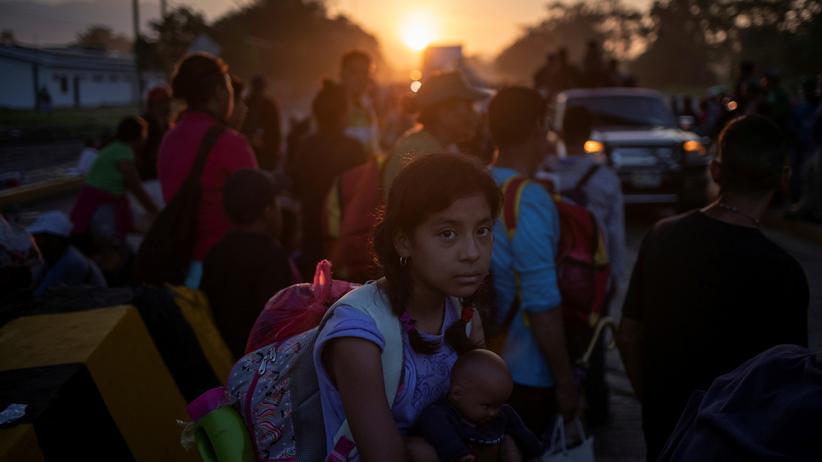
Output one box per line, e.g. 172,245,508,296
132,0,143,109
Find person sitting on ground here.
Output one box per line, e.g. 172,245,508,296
616,114,809,461
70,116,159,243
288,80,369,279
157,52,258,288
200,169,293,359
75,138,99,175
418,349,544,462
28,211,106,297
383,71,486,197
314,154,493,461
0,214,43,304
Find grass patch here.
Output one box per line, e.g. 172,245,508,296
0,105,141,142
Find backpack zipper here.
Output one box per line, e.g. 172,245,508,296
245,348,276,460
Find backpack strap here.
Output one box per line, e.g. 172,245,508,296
570,164,601,195
324,281,464,461
324,281,404,461
499,176,532,332
184,123,227,187
501,176,530,240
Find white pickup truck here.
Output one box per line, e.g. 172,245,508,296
549,88,711,209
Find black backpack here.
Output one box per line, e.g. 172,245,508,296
133,124,226,285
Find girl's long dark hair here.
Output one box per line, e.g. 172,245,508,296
372,153,502,354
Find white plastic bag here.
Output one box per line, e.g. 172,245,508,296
541,416,595,462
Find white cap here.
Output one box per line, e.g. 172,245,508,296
27,211,73,238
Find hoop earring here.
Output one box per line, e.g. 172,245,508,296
399,256,409,267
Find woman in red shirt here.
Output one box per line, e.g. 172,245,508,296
157,52,258,287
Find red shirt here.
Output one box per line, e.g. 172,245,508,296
157,111,258,261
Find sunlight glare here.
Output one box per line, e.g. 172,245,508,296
400,10,438,52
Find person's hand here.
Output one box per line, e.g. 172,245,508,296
457,455,476,462
555,379,580,421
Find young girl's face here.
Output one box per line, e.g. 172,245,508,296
397,193,494,299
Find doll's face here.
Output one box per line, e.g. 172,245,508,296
449,367,512,425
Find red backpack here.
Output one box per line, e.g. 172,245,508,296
499,176,612,361
323,156,385,283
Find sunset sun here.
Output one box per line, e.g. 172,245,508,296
399,10,438,51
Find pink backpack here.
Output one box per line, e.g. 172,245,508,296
225,261,405,461
245,260,356,353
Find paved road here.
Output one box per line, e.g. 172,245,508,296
593,207,822,461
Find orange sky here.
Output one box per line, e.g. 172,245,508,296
35,0,650,67
185,0,652,68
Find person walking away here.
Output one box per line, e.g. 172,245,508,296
549,106,626,289
487,87,579,435
786,77,820,203
616,114,809,460
383,71,485,196
138,85,173,181
288,80,368,279
581,41,607,88
243,75,282,171
533,52,557,97
157,52,258,288
547,105,625,426
553,48,581,93
339,50,381,156
200,169,293,359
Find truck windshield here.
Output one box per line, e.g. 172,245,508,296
567,96,677,129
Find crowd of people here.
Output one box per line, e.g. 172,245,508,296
0,46,818,462
672,61,822,222
533,41,637,100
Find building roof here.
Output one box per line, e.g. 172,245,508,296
0,44,136,73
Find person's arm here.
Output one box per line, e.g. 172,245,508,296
513,185,578,419
118,160,159,215
417,404,472,462
324,337,409,462
501,405,543,460
616,318,642,399
615,232,651,399
529,310,578,419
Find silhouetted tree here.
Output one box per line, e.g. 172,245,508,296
139,7,211,73
75,25,132,54
211,0,385,109
495,1,645,84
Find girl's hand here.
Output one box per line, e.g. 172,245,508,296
458,455,476,462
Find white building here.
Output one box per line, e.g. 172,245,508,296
0,44,162,109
